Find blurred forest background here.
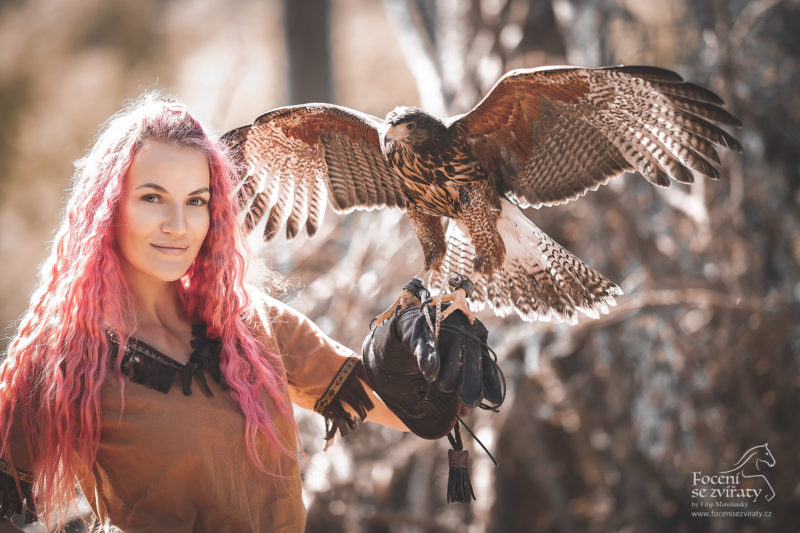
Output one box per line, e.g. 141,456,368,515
1,0,798,532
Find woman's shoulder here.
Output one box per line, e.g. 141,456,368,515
249,293,305,324
246,292,310,352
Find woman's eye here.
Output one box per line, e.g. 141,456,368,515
141,193,160,203
187,197,208,207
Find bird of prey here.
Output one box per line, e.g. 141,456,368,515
224,65,740,324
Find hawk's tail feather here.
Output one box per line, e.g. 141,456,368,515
431,199,622,323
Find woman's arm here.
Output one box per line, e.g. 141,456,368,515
249,295,408,433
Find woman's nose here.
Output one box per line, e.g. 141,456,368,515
161,204,187,234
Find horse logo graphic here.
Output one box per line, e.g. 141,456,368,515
719,443,776,502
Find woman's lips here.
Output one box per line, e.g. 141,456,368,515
151,243,189,255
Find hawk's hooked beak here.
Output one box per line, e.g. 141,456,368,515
384,124,403,142
379,123,400,153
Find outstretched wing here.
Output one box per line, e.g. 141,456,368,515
452,66,741,208
224,104,406,240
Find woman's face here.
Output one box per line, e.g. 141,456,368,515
117,141,211,284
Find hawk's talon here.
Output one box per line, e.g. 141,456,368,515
424,273,477,326
370,278,425,331
437,287,476,325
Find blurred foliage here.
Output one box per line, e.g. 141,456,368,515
1,0,798,532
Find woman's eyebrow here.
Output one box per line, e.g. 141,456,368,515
134,183,209,196
135,182,168,192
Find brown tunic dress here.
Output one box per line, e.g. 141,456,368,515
1,297,363,532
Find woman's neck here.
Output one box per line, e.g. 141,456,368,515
121,261,185,331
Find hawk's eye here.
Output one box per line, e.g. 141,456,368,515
405,122,417,131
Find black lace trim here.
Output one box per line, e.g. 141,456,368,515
108,324,226,397
0,459,35,522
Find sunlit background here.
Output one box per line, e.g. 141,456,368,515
1,0,798,532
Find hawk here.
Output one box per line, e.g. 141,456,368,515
224,65,740,323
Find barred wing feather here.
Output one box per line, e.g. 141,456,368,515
455,66,741,208
224,104,407,240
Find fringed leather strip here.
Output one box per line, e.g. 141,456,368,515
107,324,226,397
0,459,36,523
446,422,475,503
314,357,374,446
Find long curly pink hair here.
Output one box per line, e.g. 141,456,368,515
0,93,294,528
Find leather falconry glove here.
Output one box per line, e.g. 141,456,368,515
362,304,503,432
362,280,505,502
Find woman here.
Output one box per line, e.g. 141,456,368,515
0,93,404,532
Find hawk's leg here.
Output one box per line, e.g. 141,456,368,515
407,208,447,272
461,181,505,275
370,210,445,329
425,182,501,328
431,273,478,325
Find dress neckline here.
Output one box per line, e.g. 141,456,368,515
108,323,226,396
126,336,186,369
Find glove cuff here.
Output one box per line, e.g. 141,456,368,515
314,357,374,447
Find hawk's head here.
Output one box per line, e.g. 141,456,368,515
381,106,446,154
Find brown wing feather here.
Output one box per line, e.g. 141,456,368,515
223,104,406,240
452,66,741,208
